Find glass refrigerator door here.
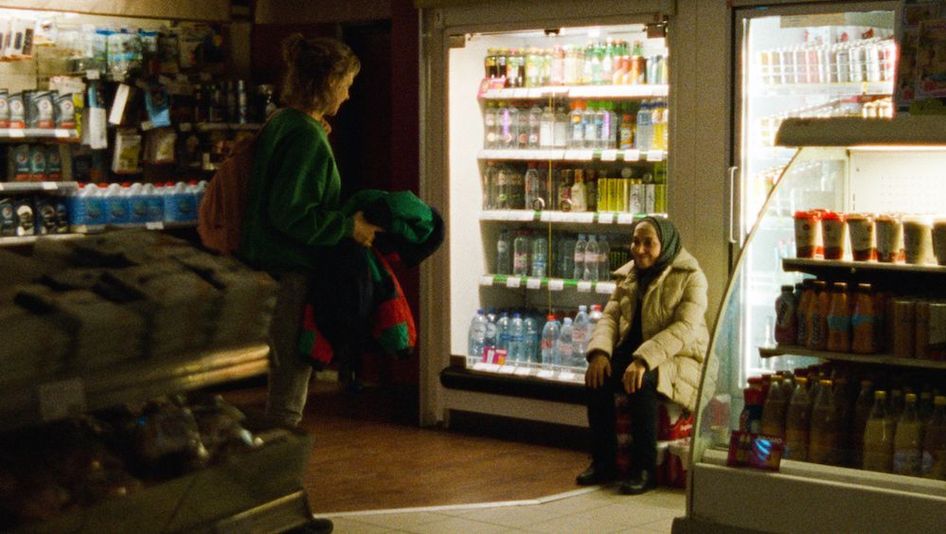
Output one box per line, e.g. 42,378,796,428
447,24,669,383
733,5,896,389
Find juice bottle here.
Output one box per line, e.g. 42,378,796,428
893,393,922,476
851,380,874,468
796,280,815,346
809,379,839,465
774,285,798,345
872,289,888,352
761,375,787,439
851,283,876,354
862,390,894,472
922,395,946,479
784,376,811,461
807,281,830,350
832,378,854,466
826,282,851,352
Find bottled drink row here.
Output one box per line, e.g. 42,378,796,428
483,162,666,214
742,364,946,479
467,305,603,369
775,279,946,360
482,99,668,152
758,36,895,86
793,209,946,266
484,39,668,88
495,229,629,282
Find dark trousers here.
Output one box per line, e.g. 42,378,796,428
586,350,659,476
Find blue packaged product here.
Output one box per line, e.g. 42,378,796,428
29,145,47,181
0,198,16,236
34,196,58,235
11,144,31,181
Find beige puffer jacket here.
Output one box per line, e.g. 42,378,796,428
585,248,715,412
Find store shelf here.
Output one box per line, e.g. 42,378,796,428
180,122,264,132
478,148,665,162
782,257,946,277
0,343,269,431
440,365,585,403
481,84,668,101
479,209,652,225
0,128,80,142
759,344,946,370
756,80,893,97
479,274,617,295
0,181,78,193
0,223,198,248
0,233,86,247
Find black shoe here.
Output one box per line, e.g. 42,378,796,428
619,470,656,495
575,462,617,486
283,518,333,534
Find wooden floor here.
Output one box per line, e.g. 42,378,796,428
220,380,589,514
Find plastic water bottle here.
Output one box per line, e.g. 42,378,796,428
540,314,561,365
598,235,611,280
554,105,569,148
540,105,555,148
104,183,129,226
583,101,598,149
559,235,576,279
126,182,147,225
513,232,530,276
484,309,498,355
483,101,499,149
467,309,487,360
496,229,512,275
528,105,542,148
523,163,543,211
573,233,587,280
523,315,540,363
583,234,599,281
531,235,548,278
555,317,575,367
509,313,525,362
568,101,584,149
142,182,163,223
572,305,591,356
496,312,511,354
636,101,653,152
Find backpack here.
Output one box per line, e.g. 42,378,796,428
197,134,258,255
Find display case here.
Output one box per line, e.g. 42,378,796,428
679,116,946,534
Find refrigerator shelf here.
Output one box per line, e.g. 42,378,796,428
0,128,80,142
479,209,654,225
782,258,946,277
478,148,665,162
755,80,893,98
480,274,617,295
759,345,946,371
481,84,668,101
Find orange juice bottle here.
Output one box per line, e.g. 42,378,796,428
826,282,851,352
851,283,876,354
922,395,946,479
809,379,839,464
807,281,830,350
893,393,922,476
784,376,811,461
862,390,893,472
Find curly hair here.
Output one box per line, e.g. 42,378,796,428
280,33,361,114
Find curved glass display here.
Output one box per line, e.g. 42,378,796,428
692,117,946,486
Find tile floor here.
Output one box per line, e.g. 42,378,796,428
320,484,684,533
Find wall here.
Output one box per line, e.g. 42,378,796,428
0,0,229,20
254,0,391,24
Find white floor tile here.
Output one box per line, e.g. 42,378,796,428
325,517,397,533
399,515,521,533
337,511,454,530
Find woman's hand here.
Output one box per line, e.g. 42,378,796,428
585,351,611,389
623,358,649,394
352,211,383,247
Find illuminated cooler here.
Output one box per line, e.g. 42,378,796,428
676,117,946,534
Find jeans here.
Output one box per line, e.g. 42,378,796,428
586,351,659,477
265,271,313,427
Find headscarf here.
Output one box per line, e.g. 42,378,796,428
634,216,682,291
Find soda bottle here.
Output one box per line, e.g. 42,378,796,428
584,168,597,212
523,314,540,363
809,379,839,465
516,103,530,148
761,375,787,439
618,111,635,150
583,235,599,281
922,395,946,479
513,231,530,276
509,313,525,363
862,390,894,472
555,317,575,367
774,284,798,345
826,282,851,352
893,393,922,476
589,303,604,328
527,105,542,148
501,103,516,149
597,235,611,279
851,283,876,354
482,161,498,209
467,308,487,361
540,314,561,365
484,101,499,149
572,305,591,356
784,376,812,461
496,229,512,274
531,235,548,278
573,234,587,280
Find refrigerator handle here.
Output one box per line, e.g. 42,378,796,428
727,165,739,245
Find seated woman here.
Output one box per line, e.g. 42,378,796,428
576,216,712,495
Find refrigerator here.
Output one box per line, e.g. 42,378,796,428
729,2,897,400
418,0,677,428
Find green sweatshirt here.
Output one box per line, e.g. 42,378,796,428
239,108,354,271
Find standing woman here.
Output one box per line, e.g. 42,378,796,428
239,34,383,430
576,216,713,495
